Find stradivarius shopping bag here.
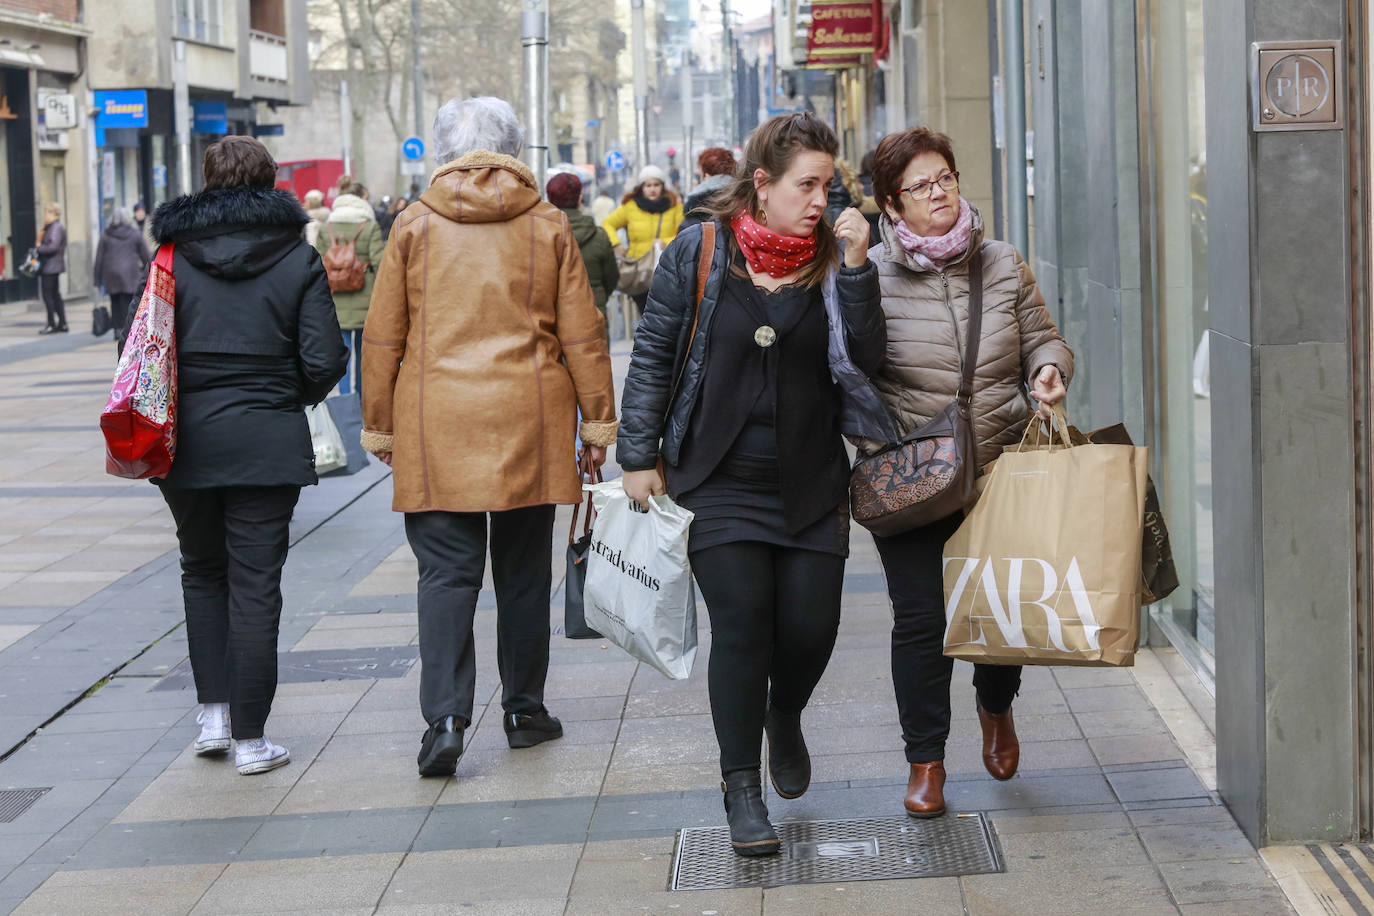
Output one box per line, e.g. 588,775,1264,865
943,407,1149,667
583,480,697,679
101,245,177,479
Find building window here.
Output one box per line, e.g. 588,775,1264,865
176,0,224,45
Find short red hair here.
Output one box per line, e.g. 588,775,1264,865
697,147,737,178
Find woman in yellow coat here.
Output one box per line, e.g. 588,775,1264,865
601,165,684,313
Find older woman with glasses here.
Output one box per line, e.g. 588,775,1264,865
861,128,1074,818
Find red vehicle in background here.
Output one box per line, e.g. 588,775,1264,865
275,159,346,205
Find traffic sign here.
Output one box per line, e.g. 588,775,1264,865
402,136,425,161
605,150,626,171
401,161,427,176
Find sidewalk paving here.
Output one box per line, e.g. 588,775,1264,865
0,315,1297,914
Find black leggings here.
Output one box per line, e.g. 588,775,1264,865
874,512,1021,763
40,273,66,329
690,541,845,775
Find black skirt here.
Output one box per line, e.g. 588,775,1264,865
677,451,850,557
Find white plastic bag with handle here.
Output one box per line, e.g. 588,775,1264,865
305,403,347,475
583,479,697,680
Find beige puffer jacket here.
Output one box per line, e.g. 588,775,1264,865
862,204,1074,467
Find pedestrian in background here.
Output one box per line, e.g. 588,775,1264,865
601,164,683,316
863,127,1073,818
548,171,618,343
379,197,406,242
360,97,617,779
150,135,347,776
591,188,616,226
617,112,889,857
133,201,157,252
316,178,382,396
303,188,330,224
680,146,737,230
35,203,67,335
92,206,150,357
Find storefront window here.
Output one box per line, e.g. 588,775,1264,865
1141,0,1214,673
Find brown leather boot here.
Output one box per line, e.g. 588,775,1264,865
904,761,946,818
978,704,1019,781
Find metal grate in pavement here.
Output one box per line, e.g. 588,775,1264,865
153,646,418,690
0,788,50,823
671,813,1003,891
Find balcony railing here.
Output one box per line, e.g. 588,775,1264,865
249,29,288,83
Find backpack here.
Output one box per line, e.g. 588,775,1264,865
322,223,368,293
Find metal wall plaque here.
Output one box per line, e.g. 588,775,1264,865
1252,40,1344,131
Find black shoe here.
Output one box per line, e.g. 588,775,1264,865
504,708,563,749
722,770,781,857
765,706,811,799
55,325,68,333
417,715,464,777
37,326,55,335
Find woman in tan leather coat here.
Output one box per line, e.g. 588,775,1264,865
864,127,1074,819
360,97,617,778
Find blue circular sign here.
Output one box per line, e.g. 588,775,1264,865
402,137,425,161
605,150,626,172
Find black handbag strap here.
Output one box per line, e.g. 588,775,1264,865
956,247,984,413
568,468,603,544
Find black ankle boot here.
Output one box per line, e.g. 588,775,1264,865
721,770,781,857
764,706,811,799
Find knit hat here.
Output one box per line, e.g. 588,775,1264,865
546,172,582,209
637,165,667,185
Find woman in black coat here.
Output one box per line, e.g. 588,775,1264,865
618,113,894,857
93,207,150,357
150,136,347,776
35,203,67,334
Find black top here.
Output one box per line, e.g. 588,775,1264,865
148,187,348,489
667,264,850,535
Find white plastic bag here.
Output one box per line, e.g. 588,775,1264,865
306,403,347,475
583,480,697,680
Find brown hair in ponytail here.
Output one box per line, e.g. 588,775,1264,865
699,112,840,289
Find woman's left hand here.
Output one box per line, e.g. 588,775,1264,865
833,207,870,268
1030,365,1066,418
578,445,607,474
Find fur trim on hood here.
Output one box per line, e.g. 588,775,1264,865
151,187,308,244
327,193,376,223
429,151,536,190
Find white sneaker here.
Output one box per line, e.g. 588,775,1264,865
235,736,290,775
193,703,231,756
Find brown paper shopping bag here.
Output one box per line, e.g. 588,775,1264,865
943,408,1149,667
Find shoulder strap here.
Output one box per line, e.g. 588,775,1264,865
655,212,664,238
957,247,983,410
350,223,366,243
670,222,716,396
153,243,175,273
325,225,337,247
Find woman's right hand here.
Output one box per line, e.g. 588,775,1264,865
622,466,666,509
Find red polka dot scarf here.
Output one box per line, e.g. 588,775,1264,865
730,210,818,279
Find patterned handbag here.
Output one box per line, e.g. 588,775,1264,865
101,244,177,479
850,248,984,537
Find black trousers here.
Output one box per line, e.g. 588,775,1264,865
161,485,300,739
874,512,1021,763
110,292,136,357
690,541,845,775
40,273,66,329
405,505,556,727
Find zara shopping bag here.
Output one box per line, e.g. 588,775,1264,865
583,480,697,679
943,408,1149,667
101,244,177,479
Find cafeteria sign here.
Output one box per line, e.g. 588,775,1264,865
807,0,879,59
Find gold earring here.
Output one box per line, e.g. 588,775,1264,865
756,208,768,226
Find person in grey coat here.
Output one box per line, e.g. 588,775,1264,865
36,203,67,334
94,207,151,356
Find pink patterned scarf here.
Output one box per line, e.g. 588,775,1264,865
890,198,973,272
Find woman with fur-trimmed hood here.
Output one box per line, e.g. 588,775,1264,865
316,178,383,395
360,97,617,778
149,136,347,778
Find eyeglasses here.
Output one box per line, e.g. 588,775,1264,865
900,170,960,201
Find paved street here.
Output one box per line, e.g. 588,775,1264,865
0,307,1295,914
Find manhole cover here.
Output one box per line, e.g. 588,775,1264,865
153,646,418,690
671,813,1003,890
0,788,50,823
